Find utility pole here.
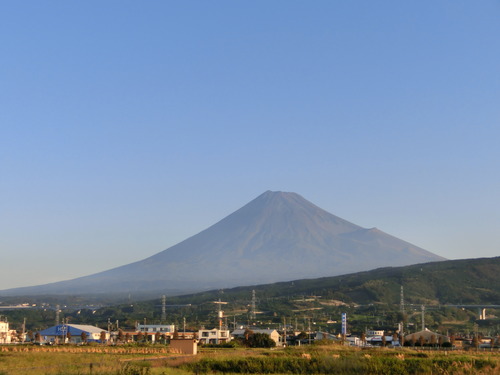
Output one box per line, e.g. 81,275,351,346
421,305,425,331
283,317,287,347
308,318,311,345
22,317,26,343
55,305,60,326
60,317,67,344
400,285,405,336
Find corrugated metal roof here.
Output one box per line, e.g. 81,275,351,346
38,324,105,336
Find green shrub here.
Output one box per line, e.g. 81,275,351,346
246,333,276,348
117,362,151,375
184,352,498,375
202,340,240,348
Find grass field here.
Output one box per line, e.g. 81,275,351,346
1,343,499,375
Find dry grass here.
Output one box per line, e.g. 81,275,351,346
1,344,500,375
0,345,189,375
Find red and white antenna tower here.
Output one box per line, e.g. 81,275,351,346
213,299,228,330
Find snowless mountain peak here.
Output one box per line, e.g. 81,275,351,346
0,191,445,296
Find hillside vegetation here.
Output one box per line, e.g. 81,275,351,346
166,256,500,306
2,257,499,335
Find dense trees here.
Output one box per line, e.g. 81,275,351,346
116,329,125,343
246,333,276,348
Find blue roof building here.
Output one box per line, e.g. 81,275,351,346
37,324,108,343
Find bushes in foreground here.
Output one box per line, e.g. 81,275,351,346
184,354,497,374
201,340,240,349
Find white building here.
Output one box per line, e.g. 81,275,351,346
345,336,362,346
136,324,175,334
198,328,231,344
366,330,385,337
0,318,11,344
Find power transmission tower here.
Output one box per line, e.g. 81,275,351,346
55,305,60,325
400,286,405,315
250,290,257,321
161,295,167,323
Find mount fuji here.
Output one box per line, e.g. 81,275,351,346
0,191,445,296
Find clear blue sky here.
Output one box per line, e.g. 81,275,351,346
1,1,499,290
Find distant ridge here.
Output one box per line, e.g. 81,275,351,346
0,191,445,296
151,256,500,307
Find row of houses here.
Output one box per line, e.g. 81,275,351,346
1,321,282,347
27,323,451,348
316,328,452,348
31,324,283,346
4,317,495,350
0,318,453,348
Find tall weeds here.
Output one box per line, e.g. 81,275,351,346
184,353,497,374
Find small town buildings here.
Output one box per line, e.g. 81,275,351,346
37,324,109,344
197,328,231,344
131,324,176,343
314,331,338,341
177,330,196,340
404,328,449,346
136,324,175,334
345,336,363,346
114,330,156,343
362,329,402,347
366,330,385,337
367,335,399,347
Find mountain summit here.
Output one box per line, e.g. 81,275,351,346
1,191,445,296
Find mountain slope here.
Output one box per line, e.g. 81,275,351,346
0,191,445,296
136,256,500,307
